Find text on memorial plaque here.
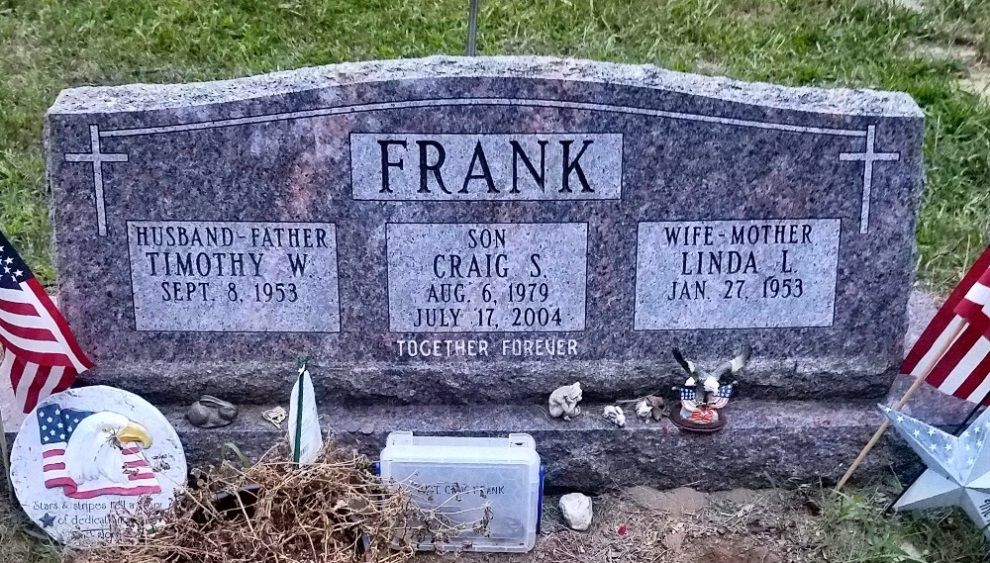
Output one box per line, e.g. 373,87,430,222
387,223,588,333
127,221,340,332
634,219,840,330
351,134,622,200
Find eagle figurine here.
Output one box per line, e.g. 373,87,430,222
669,346,750,433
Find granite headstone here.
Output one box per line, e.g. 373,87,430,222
45,56,926,489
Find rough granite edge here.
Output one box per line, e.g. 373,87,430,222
47,56,923,118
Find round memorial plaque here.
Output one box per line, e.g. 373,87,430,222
10,386,186,546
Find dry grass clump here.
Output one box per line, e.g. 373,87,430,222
72,447,416,563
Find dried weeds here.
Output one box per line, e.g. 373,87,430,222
69,445,479,563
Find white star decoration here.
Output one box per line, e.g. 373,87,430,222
884,405,990,539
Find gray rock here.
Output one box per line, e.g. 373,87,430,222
559,493,593,531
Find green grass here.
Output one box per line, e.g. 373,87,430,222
0,0,988,287
0,2,987,553
0,499,59,563
821,484,990,562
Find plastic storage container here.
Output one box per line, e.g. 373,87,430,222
379,432,541,553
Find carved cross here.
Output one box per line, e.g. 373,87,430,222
840,125,900,234
64,125,128,237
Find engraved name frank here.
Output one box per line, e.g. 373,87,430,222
127,221,340,332
351,134,622,200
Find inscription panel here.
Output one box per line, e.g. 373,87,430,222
387,223,588,332
351,134,622,200
127,221,340,332
635,219,840,330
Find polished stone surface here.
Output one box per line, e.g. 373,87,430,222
47,56,924,402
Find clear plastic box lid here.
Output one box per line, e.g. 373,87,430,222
380,432,541,553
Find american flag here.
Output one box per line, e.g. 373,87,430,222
38,403,160,499
0,231,93,413
679,384,733,409
958,263,990,335
902,246,990,404
712,383,733,409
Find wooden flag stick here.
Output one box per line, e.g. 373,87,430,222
0,403,11,500
834,321,966,492
0,351,11,500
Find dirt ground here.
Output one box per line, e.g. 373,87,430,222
420,487,823,563
0,484,825,563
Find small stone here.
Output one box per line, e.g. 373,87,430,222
891,0,923,12
359,422,375,435
559,493,593,531
898,541,925,561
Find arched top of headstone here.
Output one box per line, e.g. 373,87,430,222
48,56,922,117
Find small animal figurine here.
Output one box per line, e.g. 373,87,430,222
603,405,626,427
548,382,583,421
186,395,238,428
618,394,665,421
635,395,665,421
634,400,652,419
669,346,750,433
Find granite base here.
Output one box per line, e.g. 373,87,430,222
157,378,972,493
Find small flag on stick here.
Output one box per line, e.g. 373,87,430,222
0,231,93,413
836,245,990,491
901,246,990,404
